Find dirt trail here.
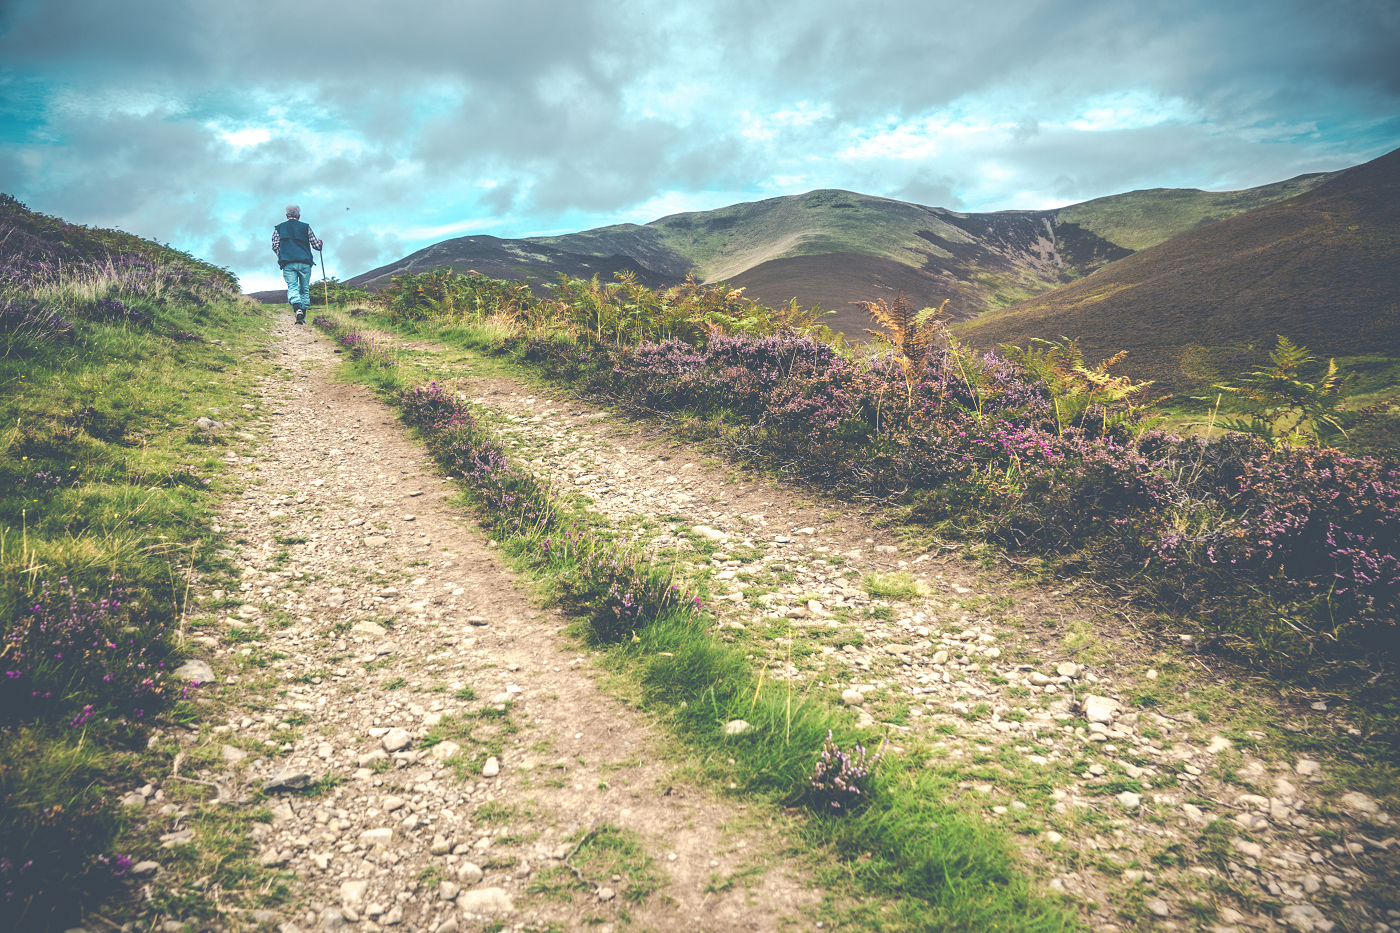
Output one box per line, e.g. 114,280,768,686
149,318,1398,933
170,320,817,933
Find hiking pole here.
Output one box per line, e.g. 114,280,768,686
318,246,329,309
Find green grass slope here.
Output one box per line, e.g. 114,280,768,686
538,189,973,282
952,147,1400,396
533,175,1342,324
1,194,268,930
526,190,1132,321
1058,171,1337,252
345,233,682,292
543,174,1337,283
1,193,239,287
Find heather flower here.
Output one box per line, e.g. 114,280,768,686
808,730,886,813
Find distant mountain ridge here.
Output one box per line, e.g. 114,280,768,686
347,170,1338,335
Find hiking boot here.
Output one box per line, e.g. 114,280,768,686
295,309,305,325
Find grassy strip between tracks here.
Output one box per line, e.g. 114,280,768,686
314,311,1081,933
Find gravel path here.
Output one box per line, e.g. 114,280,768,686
144,318,1397,933
163,321,817,933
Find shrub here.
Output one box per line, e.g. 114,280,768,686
548,529,694,643
807,730,886,813
1,580,182,739
86,297,153,329
0,300,75,342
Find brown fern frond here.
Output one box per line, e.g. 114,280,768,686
1095,350,1129,373
859,293,951,400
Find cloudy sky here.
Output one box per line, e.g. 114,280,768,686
2,0,1397,292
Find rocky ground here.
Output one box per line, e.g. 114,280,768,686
122,318,1397,933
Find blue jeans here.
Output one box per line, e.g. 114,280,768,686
282,262,313,309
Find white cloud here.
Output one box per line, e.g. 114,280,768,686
220,127,271,147
1063,91,1192,132
1,0,1395,288
399,217,505,240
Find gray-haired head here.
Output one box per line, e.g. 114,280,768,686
285,204,301,219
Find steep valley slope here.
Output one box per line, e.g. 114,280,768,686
954,147,1400,395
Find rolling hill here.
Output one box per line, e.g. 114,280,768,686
346,234,683,294
344,172,1337,327
952,147,1400,396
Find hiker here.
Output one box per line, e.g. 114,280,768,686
272,205,322,325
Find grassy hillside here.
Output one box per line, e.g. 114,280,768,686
524,173,1343,326
953,148,1400,396
540,189,971,281
1,194,239,289
1057,171,1337,251
346,233,683,293
537,175,1337,286
1,194,266,930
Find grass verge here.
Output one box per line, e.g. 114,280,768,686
1,239,271,929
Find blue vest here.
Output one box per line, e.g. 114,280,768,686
276,219,313,266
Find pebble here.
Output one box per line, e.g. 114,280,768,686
456,888,514,913
723,719,752,736
174,659,215,683
840,689,865,706
482,757,500,777
1280,903,1331,932
360,828,393,846
1082,695,1119,723
1340,792,1379,814
597,887,617,902
431,740,461,761
1232,838,1264,859
262,770,313,791
381,728,411,752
